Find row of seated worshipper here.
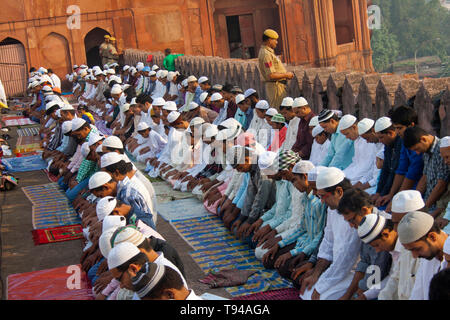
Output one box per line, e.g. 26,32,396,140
28,59,450,300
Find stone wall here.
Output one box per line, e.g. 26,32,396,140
124,49,450,138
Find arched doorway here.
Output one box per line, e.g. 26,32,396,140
41,32,71,80
84,28,111,68
0,37,27,97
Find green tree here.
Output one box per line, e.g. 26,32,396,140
371,24,400,72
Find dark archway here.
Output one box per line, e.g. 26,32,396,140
0,37,27,97
84,27,111,67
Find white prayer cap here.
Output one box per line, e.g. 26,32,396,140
204,124,218,139
38,67,47,74
94,69,104,77
255,100,270,110
79,69,88,77
96,196,116,221
444,237,450,255
99,228,116,259
42,85,52,93
244,88,257,98
198,76,209,84
71,118,87,131
391,190,425,213
73,64,79,69
187,75,198,83
122,84,131,92
258,151,278,175
81,142,91,158
337,114,357,132
88,133,105,147
149,70,157,77
55,109,61,118
307,166,327,182
188,102,200,111
152,97,166,107
136,64,145,72
62,121,72,134
440,136,450,148
60,103,74,112
103,136,123,149
312,125,324,138
398,211,434,244
102,215,126,234
30,80,40,88
210,92,223,102
374,117,392,133
167,71,175,81
182,79,188,88
108,242,141,270
111,226,146,247
293,160,315,175
293,97,309,108
80,64,88,69
111,84,122,95
45,100,60,111
106,68,116,75
129,97,137,107
215,119,243,141
358,118,375,135
200,92,209,104
167,111,181,124
376,147,385,160
163,101,177,111
266,108,278,117
89,171,112,190
159,70,168,79
358,214,387,244
235,94,246,105
137,122,150,132
101,152,124,168
280,97,294,107
151,64,159,71
189,117,205,127
123,65,130,71
316,167,345,190
120,103,130,113
130,67,138,75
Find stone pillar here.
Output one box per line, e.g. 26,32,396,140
312,0,338,68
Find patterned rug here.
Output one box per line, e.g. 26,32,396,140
171,215,293,297
232,288,301,300
95,119,113,136
7,264,94,300
17,125,40,137
157,198,210,222
14,135,43,154
2,117,36,127
22,183,81,229
31,224,84,245
2,154,47,172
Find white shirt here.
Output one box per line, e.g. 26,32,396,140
309,139,331,166
154,252,188,288
151,80,167,100
212,101,229,125
378,239,421,300
186,290,203,300
315,208,361,295
137,130,168,159
50,73,61,89
158,127,184,165
343,137,380,185
247,111,271,148
280,117,300,151
409,250,448,300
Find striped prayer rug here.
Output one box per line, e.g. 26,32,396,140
171,215,293,297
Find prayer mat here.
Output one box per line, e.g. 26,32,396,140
2,116,36,127
232,288,301,300
31,224,83,245
22,183,81,229
17,126,40,137
158,197,210,222
7,264,94,300
1,154,48,172
15,135,43,154
171,215,293,297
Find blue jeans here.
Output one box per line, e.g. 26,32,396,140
66,177,89,203
87,258,105,285
58,176,68,191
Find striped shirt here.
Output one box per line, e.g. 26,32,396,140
278,191,327,256
117,175,153,218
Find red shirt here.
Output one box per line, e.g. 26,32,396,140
268,126,287,152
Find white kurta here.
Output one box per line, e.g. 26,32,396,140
247,111,271,149
301,208,361,300
50,74,61,89
343,137,380,185
136,131,168,163
280,117,300,151
151,80,167,100
309,139,331,166
378,239,421,300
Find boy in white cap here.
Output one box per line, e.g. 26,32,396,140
309,125,330,166
247,99,273,149
211,92,229,125
279,97,300,151
371,116,403,209
398,211,448,299
299,167,361,300
336,188,393,300
317,109,355,170
133,121,167,163
184,101,218,124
